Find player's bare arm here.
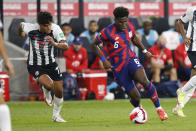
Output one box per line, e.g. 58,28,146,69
0,31,14,77
92,40,112,69
45,36,68,50
18,23,26,38
132,34,152,59
177,19,191,47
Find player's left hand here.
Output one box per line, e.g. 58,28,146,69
145,51,153,59
45,36,55,46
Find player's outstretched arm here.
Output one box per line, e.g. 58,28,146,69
0,31,14,77
45,36,68,50
132,34,152,59
18,23,26,37
92,40,112,69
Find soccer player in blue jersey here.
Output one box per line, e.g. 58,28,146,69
92,7,168,120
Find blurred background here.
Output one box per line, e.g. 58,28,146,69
0,0,195,101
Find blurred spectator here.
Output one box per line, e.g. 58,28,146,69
61,23,75,46
162,20,182,50
80,20,99,44
174,43,192,81
137,19,159,47
168,19,184,44
148,36,177,83
63,37,88,72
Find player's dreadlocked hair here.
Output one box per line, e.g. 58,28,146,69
113,7,129,18
37,11,53,25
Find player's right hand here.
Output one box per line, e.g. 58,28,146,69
184,37,192,48
103,60,112,70
4,60,14,77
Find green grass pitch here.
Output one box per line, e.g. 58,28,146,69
8,98,196,131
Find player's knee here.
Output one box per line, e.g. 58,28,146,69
45,81,54,90
140,78,149,87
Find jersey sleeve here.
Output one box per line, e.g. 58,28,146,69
180,7,193,23
96,29,108,44
128,22,135,37
53,24,66,42
21,22,36,34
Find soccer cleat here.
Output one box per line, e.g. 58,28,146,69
177,89,185,108
52,115,67,123
172,107,186,117
42,86,53,106
157,108,168,121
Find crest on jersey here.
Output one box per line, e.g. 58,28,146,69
35,71,39,76
78,54,82,59
129,31,133,38
59,33,64,38
115,37,119,40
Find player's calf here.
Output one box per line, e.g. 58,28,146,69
42,86,53,106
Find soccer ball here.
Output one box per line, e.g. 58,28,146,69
129,107,148,124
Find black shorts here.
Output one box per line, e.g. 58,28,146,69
27,62,62,81
187,51,196,69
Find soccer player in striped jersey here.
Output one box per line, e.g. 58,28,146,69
18,12,68,122
0,18,14,131
173,6,196,117
92,7,168,121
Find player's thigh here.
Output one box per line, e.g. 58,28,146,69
133,68,149,87
113,70,135,94
38,74,54,90
53,80,63,92
0,93,5,104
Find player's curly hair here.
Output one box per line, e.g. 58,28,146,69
113,7,129,18
37,11,53,25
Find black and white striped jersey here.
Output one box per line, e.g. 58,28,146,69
181,6,196,51
21,22,66,66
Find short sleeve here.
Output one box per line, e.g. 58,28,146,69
53,24,66,42
96,29,107,44
180,7,193,23
21,22,37,34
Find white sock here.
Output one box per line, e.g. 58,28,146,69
181,76,196,94
0,104,12,131
53,95,63,117
156,106,162,110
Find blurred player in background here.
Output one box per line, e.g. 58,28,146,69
173,6,196,117
0,19,14,131
18,12,68,122
92,7,168,121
